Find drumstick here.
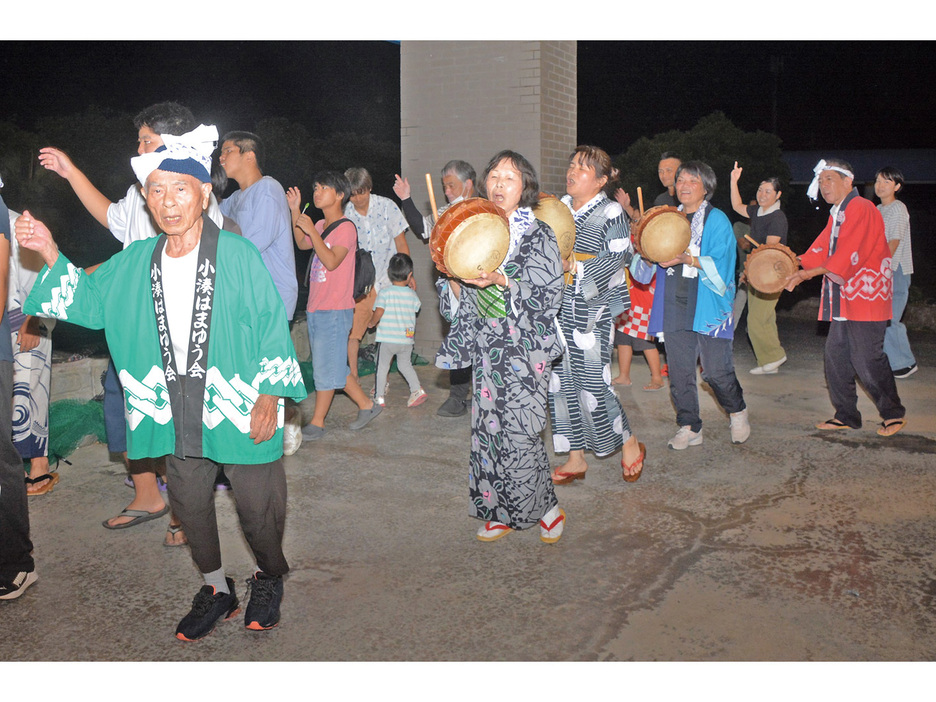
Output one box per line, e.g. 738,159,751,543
744,234,760,248
426,173,439,224
637,186,644,217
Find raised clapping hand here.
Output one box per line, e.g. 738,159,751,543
393,174,411,201
14,211,59,269
37,147,75,179
730,161,743,184
614,188,639,221
286,186,302,213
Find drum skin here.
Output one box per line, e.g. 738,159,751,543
632,206,690,264
744,242,799,294
533,193,576,260
429,198,509,279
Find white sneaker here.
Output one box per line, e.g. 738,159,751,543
752,355,787,374
668,426,703,450
282,423,302,456
730,408,751,444
0,570,38,600
407,388,428,407
375,396,386,407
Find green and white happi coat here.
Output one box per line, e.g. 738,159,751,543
25,222,306,465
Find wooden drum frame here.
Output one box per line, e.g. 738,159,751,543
744,242,799,294
632,205,691,264
429,197,509,279
533,193,576,261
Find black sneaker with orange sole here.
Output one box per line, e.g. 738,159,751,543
175,577,240,641
244,571,284,631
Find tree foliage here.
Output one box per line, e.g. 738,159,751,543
613,112,791,217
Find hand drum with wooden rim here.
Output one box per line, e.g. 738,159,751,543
533,193,576,260
632,205,691,263
744,242,799,294
429,197,509,279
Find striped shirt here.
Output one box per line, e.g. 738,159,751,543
373,285,421,344
878,200,913,274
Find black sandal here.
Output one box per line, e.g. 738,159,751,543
816,418,849,430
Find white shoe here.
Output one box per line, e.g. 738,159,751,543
730,408,751,444
0,570,38,600
407,388,428,407
752,355,787,374
283,423,302,456
668,426,703,450
539,506,566,544
375,396,386,407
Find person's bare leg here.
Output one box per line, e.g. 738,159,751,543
347,336,361,383
105,457,166,527
612,344,634,385
552,448,588,479
344,374,375,411
310,389,336,428
643,348,665,390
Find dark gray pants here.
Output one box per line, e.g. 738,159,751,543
165,455,289,577
666,329,745,432
825,320,905,428
0,360,34,580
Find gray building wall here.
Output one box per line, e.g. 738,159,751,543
399,40,577,358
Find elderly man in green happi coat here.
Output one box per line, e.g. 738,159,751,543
16,125,306,641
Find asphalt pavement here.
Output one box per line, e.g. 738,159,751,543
3,312,934,666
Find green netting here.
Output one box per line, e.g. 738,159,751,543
48,398,108,465
299,343,428,392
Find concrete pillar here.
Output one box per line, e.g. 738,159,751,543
400,40,577,359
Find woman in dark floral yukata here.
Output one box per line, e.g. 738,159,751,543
435,150,566,544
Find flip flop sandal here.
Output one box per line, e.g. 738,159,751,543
642,382,665,392
622,442,646,483
476,521,512,542
551,470,586,485
164,524,188,547
877,418,907,437
102,504,170,530
25,472,59,496
816,418,850,430
539,508,566,544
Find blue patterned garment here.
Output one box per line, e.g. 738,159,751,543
436,208,564,530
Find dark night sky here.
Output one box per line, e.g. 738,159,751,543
3,39,934,155
577,40,936,154
1,41,403,145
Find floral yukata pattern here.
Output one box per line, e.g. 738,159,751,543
436,210,564,530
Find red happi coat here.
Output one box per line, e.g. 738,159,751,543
616,270,657,341
798,190,892,322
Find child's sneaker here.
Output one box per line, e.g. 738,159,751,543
407,388,428,407
375,396,386,407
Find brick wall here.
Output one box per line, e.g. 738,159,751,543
400,40,577,357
